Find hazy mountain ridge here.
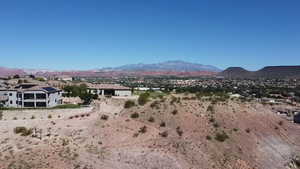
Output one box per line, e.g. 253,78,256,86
102,60,221,72
2,63,300,79
0,67,26,77
0,61,221,77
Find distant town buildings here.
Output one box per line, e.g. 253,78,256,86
87,84,132,97
56,75,73,81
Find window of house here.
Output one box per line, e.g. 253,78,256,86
24,102,34,107
24,93,34,100
17,93,22,98
36,102,46,107
10,100,12,104
36,93,46,99
9,93,12,96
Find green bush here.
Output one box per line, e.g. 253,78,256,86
150,101,160,109
124,100,135,108
139,126,147,133
170,96,178,105
160,121,166,127
130,112,139,118
101,115,109,120
207,105,214,112
213,122,220,128
138,93,150,105
171,110,178,115
159,131,168,137
14,127,33,136
148,116,155,122
206,135,212,140
176,126,183,136
214,131,229,142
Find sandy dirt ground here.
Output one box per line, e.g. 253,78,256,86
0,95,299,169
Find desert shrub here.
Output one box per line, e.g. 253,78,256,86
35,77,45,81
150,101,160,109
176,127,183,136
278,121,283,126
160,98,166,103
124,100,135,108
170,96,178,105
139,126,147,133
233,128,239,132
138,93,150,105
206,135,212,140
14,127,33,136
31,115,35,119
207,105,214,112
171,110,178,115
48,115,52,119
245,128,251,133
0,111,3,120
13,117,17,120
214,131,229,142
62,138,69,146
100,115,109,120
159,131,168,137
148,116,155,122
160,121,166,127
209,117,215,123
213,122,220,128
130,112,139,118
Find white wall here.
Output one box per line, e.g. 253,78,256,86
7,91,18,108
115,90,132,96
48,91,62,107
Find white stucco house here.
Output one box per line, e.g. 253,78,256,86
87,84,132,97
0,84,62,108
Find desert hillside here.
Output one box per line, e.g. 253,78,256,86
0,95,299,169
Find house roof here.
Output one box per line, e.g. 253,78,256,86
0,84,61,93
87,83,131,90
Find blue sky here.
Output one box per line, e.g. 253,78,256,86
0,0,299,70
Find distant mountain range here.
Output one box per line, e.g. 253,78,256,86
101,60,221,72
220,66,300,79
0,67,26,77
0,61,221,78
1,61,300,79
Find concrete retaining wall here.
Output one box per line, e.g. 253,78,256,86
1,107,93,121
